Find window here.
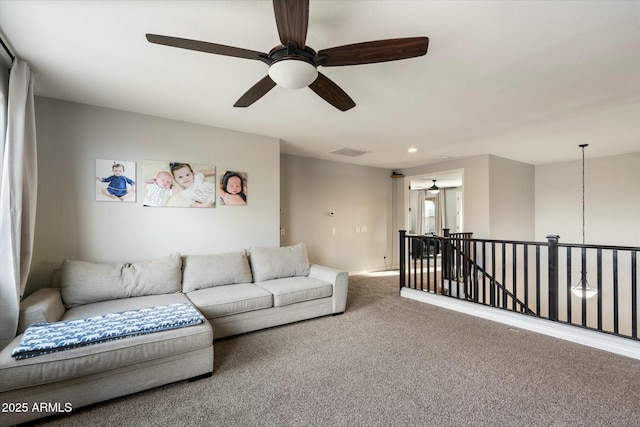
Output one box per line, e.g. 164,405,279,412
424,199,435,234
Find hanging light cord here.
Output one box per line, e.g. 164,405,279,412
580,144,588,245
573,144,596,298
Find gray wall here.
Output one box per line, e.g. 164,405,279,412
535,151,640,246
398,151,637,246
29,97,280,293
489,155,535,240
399,154,535,240
27,97,638,293
400,155,492,238
280,154,392,273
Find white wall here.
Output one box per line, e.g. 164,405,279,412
444,187,460,232
28,97,281,293
535,151,640,246
280,154,392,273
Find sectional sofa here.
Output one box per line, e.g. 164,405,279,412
0,244,348,426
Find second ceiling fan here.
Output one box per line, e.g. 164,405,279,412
146,0,429,111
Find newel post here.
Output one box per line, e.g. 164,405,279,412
442,228,451,280
547,235,560,321
399,230,406,293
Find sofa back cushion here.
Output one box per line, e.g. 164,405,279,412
182,251,253,292
249,243,311,282
60,253,182,308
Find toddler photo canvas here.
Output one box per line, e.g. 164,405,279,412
95,159,137,202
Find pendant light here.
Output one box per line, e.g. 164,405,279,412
570,144,597,299
427,180,440,195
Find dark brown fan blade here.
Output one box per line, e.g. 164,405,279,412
234,75,277,108
308,72,355,112
272,0,309,48
317,37,429,67
146,34,267,61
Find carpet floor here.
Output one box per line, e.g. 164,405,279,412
34,272,640,427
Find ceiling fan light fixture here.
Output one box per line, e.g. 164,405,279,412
268,58,318,89
146,1,429,110
428,179,440,194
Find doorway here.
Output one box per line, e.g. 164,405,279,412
405,169,464,236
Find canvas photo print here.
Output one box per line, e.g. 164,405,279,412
143,160,216,208
95,159,136,202
219,171,247,205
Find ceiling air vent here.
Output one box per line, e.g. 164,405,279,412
330,147,367,157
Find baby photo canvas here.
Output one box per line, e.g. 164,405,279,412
143,160,216,208
95,159,136,202
219,171,247,205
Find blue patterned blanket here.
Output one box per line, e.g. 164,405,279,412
12,303,204,360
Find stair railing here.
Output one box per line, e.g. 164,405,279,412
399,230,639,341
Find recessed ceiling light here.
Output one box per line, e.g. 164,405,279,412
408,147,418,153
440,155,450,159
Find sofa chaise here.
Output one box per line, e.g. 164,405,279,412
0,243,348,426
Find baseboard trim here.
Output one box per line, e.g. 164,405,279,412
401,288,640,361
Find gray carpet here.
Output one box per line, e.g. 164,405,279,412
36,272,640,427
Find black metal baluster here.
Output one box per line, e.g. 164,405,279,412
613,250,619,335
419,239,424,291
491,242,496,307
567,248,572,324
597,248,603,331
399,230,406,292
524,245,529,314
581,247,587,327
512,244,518,312
440,237,446,296
482,241,487,305
536,245,541,317
426,238,431,293
473,241,479,303
502,242,507,309
632,251,637,339
547,236,559,322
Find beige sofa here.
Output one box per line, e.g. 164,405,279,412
0,244,348,426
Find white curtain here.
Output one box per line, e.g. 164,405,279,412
0,59,38,350
414,190,426,235
434,190,446,236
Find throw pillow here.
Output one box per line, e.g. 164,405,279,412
182,251,253,292
60,253,182,308
249,243,311,282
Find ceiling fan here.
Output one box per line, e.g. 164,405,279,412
146,0,429,111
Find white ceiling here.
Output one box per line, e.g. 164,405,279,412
1,1,638,169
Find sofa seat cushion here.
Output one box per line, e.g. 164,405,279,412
12,303,205,360
256,277,333,307
186,284,273,319
62,293,192,321
0,294,212,393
